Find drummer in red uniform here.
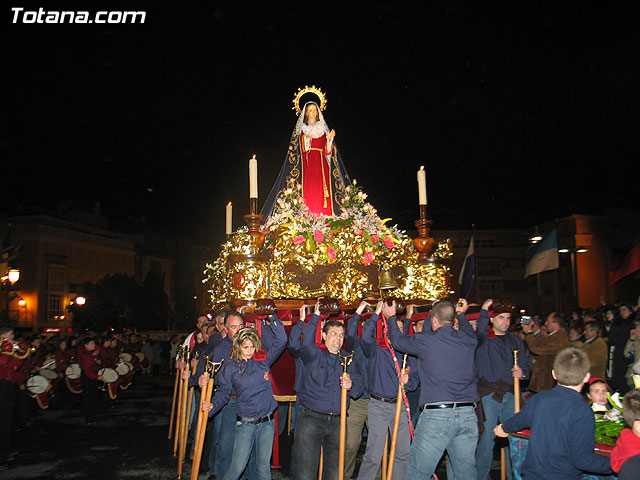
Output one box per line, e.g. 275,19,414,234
77,337,103,425
0,326,30,470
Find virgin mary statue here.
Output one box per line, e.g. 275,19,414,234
261,90,351,218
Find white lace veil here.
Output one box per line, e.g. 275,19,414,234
296,101,330,138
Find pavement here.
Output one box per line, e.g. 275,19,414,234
0,373,503,479
0,373,296,480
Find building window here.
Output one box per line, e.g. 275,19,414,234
478,281,503,297
477,259,502,278
45,265,66,321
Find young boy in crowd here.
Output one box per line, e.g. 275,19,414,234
495,346,612,479
585,377,611,411
610,388,640,479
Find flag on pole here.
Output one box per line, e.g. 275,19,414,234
524,228,559,278
609,233,640,285
458,235,475,299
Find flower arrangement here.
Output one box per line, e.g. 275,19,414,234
594,392,625,446
261,178,402,265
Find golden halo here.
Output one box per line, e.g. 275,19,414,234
292,85,327,114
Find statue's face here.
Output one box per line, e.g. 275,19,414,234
305,104,319,123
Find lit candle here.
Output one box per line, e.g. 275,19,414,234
249,155,258,199
417,165,427,205
226,202,232,235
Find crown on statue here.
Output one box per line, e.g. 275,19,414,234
292,85,327,114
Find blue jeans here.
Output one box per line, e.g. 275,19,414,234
222,417,275,480
211,398,237,477
295,405,342,480
407,405,478,480
476,392,514,480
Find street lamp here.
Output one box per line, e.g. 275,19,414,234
2,267,21,326
7,268,20,284
75,296,86,306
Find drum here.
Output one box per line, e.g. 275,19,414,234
65,363,82,379
41,357,56,370
135,352,146,362
27,375,50,395
124,361,134,373
40,369,58,381
98,368,119,383
115,362,130,376
120,352,132,362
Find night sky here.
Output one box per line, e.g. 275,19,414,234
5,2,639,245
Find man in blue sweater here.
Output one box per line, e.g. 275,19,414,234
388,299,478,480
495,346,612,480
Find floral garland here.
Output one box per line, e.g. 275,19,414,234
261,178,402,265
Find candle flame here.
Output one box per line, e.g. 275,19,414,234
420,165,424,170
227,202,232,206
252,154,256,159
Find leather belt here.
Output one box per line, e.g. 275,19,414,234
237,412,273,424
421,402,477,410
302,405,341,417
371,393,397,404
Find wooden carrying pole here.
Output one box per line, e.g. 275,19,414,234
338,353,352,480
173,353,186,456
180,361,198,462
501,349,521,480
190,361,216,480
177,362,190,478
168,363,180,439
386,354,407,480
513,349,521,413
381,434,388,480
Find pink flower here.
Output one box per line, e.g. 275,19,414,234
314,230,324,242
370,234,379,243
383,237,395,248
363,252,374,264
293,235,305,245
356,230,364,237
327,248,337,261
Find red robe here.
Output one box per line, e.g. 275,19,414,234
301,133,333,216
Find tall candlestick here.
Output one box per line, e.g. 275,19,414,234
417,165,427,205
226,202,232,235
249,155,258,199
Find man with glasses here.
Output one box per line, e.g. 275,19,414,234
295,302,364,480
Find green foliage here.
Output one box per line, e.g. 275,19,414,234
594,415,625,446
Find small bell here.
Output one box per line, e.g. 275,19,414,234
378,264,398,290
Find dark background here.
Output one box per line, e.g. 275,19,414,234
5,1,639,245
